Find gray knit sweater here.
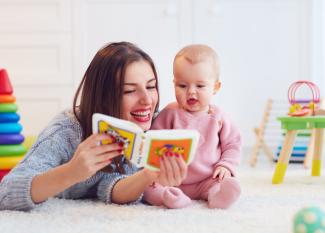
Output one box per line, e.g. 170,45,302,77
0,110,141,211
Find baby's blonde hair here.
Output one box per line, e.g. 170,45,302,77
174,44,220,80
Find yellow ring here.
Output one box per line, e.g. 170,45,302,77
0,156,23,169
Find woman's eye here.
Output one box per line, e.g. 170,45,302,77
124,90,135,94
146,85,156,90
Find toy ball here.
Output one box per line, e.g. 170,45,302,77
293,207,325,233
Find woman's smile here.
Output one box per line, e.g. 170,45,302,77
130,108,152,122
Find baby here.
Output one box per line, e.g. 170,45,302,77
144,44,241,209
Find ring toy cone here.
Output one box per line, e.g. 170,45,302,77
0,68,27,181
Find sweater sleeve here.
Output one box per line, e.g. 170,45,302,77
97,163,143,204
0,131,71,211
216,114,242,176
151,105,176,130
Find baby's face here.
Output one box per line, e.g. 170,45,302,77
173,58,220,113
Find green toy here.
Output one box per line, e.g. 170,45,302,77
293,207,325,233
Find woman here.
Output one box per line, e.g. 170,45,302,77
0,42,187,211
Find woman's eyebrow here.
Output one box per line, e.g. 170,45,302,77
147,78,156,83
124,78,156,86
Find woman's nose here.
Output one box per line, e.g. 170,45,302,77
139,90,152,105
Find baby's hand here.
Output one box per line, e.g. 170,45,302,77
212,166,231,181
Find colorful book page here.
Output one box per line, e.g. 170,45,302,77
146,138,193,169
98,120,139,161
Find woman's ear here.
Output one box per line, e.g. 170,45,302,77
213,81,221,94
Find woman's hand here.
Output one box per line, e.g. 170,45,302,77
144,155,188,187
111,155,187,204
67,134,123,183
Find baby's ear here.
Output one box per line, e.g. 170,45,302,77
213,81,221,94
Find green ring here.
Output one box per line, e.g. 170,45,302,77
0,104,18,113
0,144,27,156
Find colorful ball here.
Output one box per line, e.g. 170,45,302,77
293,207,325,233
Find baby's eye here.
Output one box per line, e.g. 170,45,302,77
177,84,187,88
197,85,205,88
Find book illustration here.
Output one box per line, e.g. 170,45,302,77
92,113,199,170
97,120,140,162
99,122,130,149
155,144,184,157
147,139,193,169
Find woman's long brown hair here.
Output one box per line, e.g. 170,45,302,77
73,42,159,173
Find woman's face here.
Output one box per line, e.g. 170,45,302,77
121,60,158,131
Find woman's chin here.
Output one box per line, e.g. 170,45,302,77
129,115,152,130
127,119,151,131
137,122,151,131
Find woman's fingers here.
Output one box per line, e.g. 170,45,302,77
77,140,123,166
168,156,182,185
162,156,174,185
156,155,189,187
95,149,122,164
176,156,187,180
80,133,113,150
158,157,168,186
95,158,114,170
90,143,122,157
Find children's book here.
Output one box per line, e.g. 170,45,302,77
92,113,200,171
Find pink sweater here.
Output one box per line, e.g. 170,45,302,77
151,103,241,185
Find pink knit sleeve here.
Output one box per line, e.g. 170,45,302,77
215,113,241,176
151,106,175,130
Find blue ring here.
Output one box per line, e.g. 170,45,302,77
0,123,22,134
0,113,20,123
0,134,24,145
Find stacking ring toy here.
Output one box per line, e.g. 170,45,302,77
0,134,24,145
0,123,22,134
23,136,37,149
0,103,17,113
0,144,27,156
0,169,10,181
0,95,15,103
0,113,20,123
0,156,23,169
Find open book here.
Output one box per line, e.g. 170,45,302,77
92,113,200,170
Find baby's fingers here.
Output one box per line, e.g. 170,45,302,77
218,170,226,180
212,168,221,179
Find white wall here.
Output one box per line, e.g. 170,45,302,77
0,0,74,135
0,0,321,148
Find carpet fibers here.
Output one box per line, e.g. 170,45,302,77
1,166,325,233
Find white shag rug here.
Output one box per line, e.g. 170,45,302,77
1,165,325,233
